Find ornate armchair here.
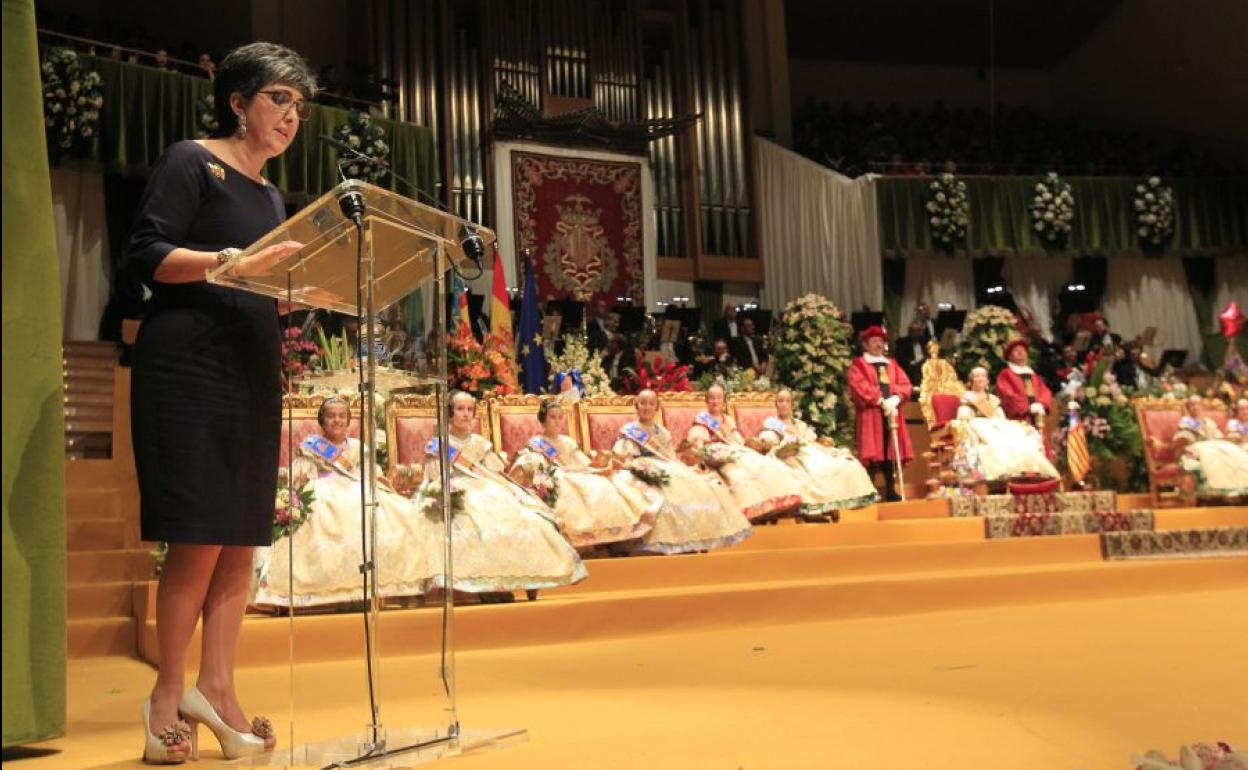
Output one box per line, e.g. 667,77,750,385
485,394,581,462
658,391,706,445
917,344,966,494
384,393,482,468
729,391,778,440
575,395,637,454
1134,398,1194,508
278,394,361,467
1191,397,1230,435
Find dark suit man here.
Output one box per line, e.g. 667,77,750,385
894,321,928,387
712,305,740,342
730,317,768,374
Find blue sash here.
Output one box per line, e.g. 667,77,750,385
528,435,559,459
425,437,460,464
695,411,722,431
301,435,341,464
763,416,791,437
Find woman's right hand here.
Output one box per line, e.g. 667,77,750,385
230,240,304,278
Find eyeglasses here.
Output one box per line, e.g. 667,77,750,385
258,89,311,121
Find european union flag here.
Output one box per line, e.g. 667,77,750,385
516,254,546,394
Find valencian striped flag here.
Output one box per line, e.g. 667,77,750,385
489,247,513,343
453,275,471,335
1066,405,1091,484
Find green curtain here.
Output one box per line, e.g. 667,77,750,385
67,56,438,202
4,0,68,747
877,176,1248,259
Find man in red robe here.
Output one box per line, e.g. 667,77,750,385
996,338,1053,431
848,325,914,501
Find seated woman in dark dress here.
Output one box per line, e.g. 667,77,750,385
125,42,315,763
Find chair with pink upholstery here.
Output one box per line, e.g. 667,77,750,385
385,393,483,469
485,394,582,463
729,392,778,440
1135,398,1193,507
575,395,637,455
1193,399,1230,435
917,346,966,494
657,391,705,445
278,394,362,468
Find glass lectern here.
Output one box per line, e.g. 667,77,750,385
208,180,526,767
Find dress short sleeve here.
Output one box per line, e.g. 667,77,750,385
124,141,209,284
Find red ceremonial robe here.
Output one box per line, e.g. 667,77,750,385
996,366,1053,422
847,356,914,463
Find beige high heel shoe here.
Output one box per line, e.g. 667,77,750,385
141,698,192,764
178,686,268,759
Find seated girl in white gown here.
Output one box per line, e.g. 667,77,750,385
954,367,1059,482
253,397,430,608
754,389,878,513
683,385,805,521
1172,396,1248,498
412,391,587,594
611,389,752,554
509,398,659,549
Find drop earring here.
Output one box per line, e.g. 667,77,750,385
236,112,247,138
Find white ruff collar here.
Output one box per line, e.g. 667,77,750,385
1008,362,1034,375
863,353,890,365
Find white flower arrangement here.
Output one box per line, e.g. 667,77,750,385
1030,172,1075,244
545,332,614,396
331,110,390,183
41,48,104,153
1133,176,1175,247
195,93,218,139
772,293,854,445
925,173,969,245
955,305,1021,379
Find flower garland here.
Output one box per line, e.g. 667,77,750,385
925,172,969,245
331,110,390,183
447,325,518,398
274,467,316,540
195,94,218,139
1030,172,1075,244
545,332,614,396
41,48,103,154
953,305,1021,380
772,293,854,446
1134,176,1175,247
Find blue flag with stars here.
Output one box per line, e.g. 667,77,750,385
516,254,545,393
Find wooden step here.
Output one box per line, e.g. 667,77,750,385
63,341,119,357
66,459,136,488
67,488,123,519
68,549,154,584
67,516,135,551
67,581,134,619
68,616,136,658
64,392,113,407
62,366,114,382
62,379,114,396
64,419,112,433
64,405,113,421
62,355,115,370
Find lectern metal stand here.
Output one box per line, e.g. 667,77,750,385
208,180,526,767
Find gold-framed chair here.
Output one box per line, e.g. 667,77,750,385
279,393,362,468
657,391,707,445
575,394,638,455
1190,396,1230,436
1134,397,1194,508
484,393,582,463
917,344,966,494
384,393,485,469
728,391,778,440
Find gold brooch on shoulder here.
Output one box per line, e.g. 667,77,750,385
206,161,226,181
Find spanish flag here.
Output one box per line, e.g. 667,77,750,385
1066,406,1090,484
490,247,513,343
453,276,471,335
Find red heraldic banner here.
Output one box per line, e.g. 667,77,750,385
511,150,644,304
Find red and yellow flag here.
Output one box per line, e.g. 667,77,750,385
490,248,513,343
1067,408,1090,484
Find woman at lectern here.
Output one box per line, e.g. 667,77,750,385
123,42,316,763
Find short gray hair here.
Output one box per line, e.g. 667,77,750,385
213,42,317,137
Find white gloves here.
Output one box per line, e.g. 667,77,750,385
1029,402,1047,416
880,395,901,416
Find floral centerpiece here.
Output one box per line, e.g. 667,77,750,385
195,93,218,139
626,355,691,393
415,477,466,520
41,47,104,156
954,305,1021,380
926,172,969,246
331,110,390,184
446,325,518,398
273,466,316,541
1051,360,1146,491
1030,172,1075,244
545,332,613,396
624,458,670,487
1134,176,1175,248
696,365,770,393
772,293,855,446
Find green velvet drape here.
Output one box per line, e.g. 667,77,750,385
877,176,1248,259
71,56,439,202
4,0,68,747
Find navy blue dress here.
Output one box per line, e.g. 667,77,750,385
125,140,284,546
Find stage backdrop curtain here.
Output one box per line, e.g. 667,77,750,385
754,138,883,313
1213,256,1248,325
51,165,111,340
4,0,68,747
58,56,438,201
899,254,976,334
1103,256,1203,360
1002,254,1072,340
877,176,1248,259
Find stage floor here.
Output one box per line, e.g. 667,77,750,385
16,586,1248,770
